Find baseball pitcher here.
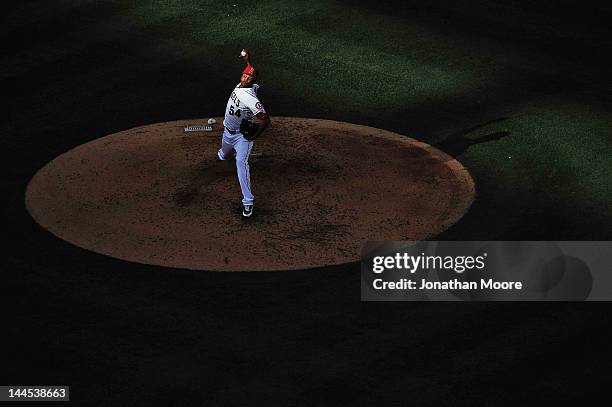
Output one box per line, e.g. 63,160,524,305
217,49,270,217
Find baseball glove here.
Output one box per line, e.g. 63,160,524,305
240,119,260,141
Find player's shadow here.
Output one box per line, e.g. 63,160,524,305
434,118,511,158
173,159,236,207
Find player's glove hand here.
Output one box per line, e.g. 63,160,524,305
240,119,260,141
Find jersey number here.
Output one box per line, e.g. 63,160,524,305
229,105,241,117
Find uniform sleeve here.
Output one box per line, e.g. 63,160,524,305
242,92,266,116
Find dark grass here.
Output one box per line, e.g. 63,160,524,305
2,0,612,405
115,0,612,239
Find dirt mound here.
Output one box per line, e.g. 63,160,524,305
26,117,475,271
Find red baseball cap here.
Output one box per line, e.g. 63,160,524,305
243,65,256,78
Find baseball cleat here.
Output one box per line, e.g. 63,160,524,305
242,204,253,218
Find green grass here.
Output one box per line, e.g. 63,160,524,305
126,0,612,236
468,101,612,210
128,0,499,111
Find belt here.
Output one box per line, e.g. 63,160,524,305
225,126,239,135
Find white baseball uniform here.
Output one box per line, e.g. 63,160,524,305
217,83,265,206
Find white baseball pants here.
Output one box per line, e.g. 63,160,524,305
217,128,254,206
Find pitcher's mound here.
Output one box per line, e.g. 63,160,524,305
26,117,475,271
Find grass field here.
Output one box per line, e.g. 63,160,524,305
6,0,610,238
2,0,612,405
